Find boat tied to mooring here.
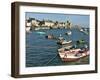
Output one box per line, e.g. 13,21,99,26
58,47,89,62
57,34,72,45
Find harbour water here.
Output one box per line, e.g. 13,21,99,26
26,28,89,67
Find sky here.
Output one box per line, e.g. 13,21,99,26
26,12,90,27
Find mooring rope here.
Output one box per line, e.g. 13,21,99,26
26,45,57,49
45,54,58,66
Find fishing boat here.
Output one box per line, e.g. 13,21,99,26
65,31,72,35
58,48,89,62
58,34,64,40
57,34,72,45
58,45,72,50
45,34,57,39
57,40,72,45
80,28,84,32
76,39,85,44
80,28,88,35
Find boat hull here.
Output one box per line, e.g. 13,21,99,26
57,40,72,45
61,55,89,62
58,48,89,62
61,57,80,62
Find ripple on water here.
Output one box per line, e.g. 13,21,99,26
26,28,89,67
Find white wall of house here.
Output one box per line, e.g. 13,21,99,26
26,22,32,27
44,21,54,27
31,20,39,26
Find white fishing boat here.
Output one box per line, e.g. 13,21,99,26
57,40,72,45
80,29,84,32
58,48,89,62
58,45,72,51
58,34,64,40
80,28,88,35
65,31,72,35
57,34,72,45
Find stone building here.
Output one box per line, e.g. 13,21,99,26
43,20,55,27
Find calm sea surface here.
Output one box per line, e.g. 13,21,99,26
26,28,89,67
